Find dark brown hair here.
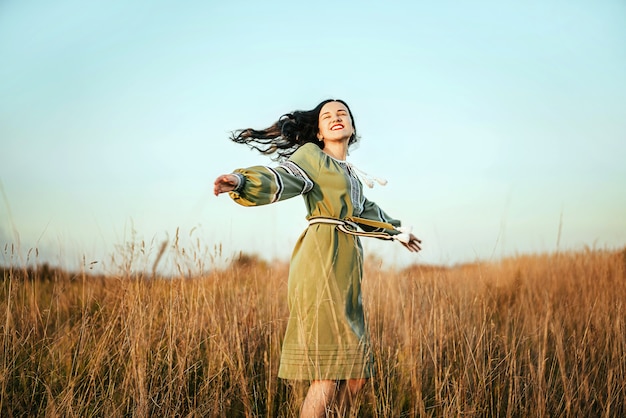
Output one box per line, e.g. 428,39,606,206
230,99,358,160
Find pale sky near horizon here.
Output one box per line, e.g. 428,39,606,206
1,0,625,274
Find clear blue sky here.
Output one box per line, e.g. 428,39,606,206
1,0,625,273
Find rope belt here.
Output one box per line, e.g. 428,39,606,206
307,216,409,242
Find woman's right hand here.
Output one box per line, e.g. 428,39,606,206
213,174,239,196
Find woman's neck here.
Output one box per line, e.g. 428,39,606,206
322,141,348,161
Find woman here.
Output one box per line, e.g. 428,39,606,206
214,99,421,417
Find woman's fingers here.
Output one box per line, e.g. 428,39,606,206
213,174,237,196
403,234,422,252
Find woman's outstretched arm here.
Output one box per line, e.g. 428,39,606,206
358,197,422,253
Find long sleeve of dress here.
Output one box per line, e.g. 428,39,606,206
228,162,314,207
356,196,402,236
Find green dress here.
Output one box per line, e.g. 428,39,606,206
229,142,402,380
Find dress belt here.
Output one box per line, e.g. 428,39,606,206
307,216,406,242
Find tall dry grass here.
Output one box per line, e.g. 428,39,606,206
1,246,625,417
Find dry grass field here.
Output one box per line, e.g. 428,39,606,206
2,246,625,417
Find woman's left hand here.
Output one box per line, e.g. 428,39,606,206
402,233,422,253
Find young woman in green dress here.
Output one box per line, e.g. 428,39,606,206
214,99,421,417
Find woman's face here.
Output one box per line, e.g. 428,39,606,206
317,101,355,143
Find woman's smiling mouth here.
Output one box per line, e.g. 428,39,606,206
330,124,344,131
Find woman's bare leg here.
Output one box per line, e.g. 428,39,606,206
336,378,367,417
300,380,338,418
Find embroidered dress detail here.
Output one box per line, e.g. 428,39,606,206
341,162,387,215
342,163,364,215
344,162,388,188
232,173,245,192
267,167,283,203
327,156,386,214
279,160,314,194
